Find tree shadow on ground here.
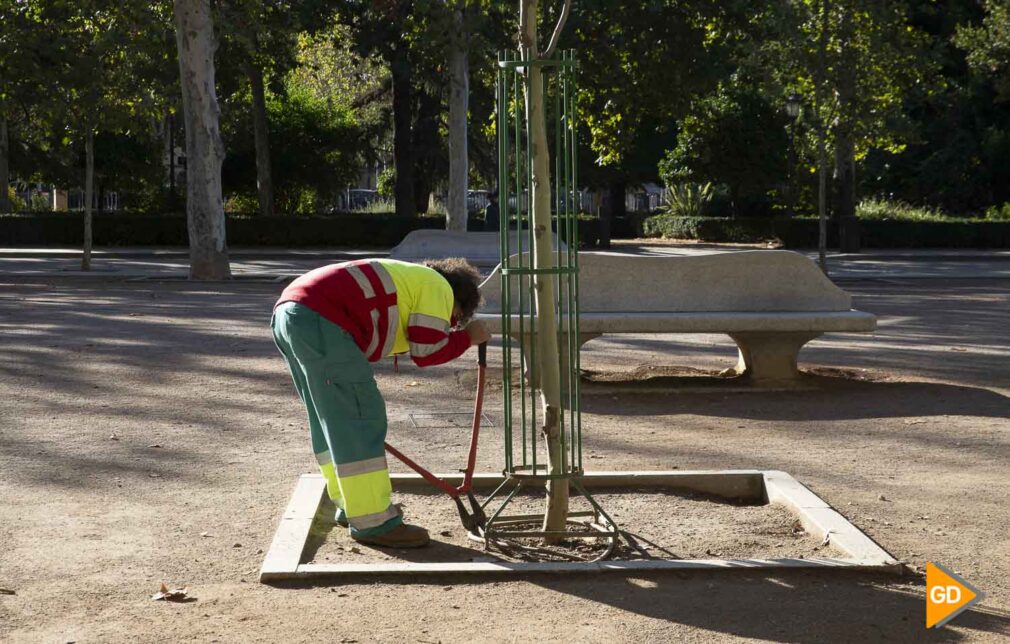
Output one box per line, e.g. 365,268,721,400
533,570,1010,642
582,372,1010,422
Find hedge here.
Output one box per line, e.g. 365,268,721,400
640,215,1010,249
3,212,1008,248
0,212,476,247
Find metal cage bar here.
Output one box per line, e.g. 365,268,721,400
485,51,614,551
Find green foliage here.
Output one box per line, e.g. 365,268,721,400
5,187,24,212
663,182,714,218
659,83,788,215
856,198,959,222
377,168,396,199
985,203,1010,221
349,198,396,214
640,213,1010,248
956,0,1010,99
222,87,364,214
571,0,736,171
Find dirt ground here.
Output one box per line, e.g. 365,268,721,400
1,274,1009,643
307,490,847,565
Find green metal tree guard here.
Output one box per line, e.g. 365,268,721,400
479,49,618,558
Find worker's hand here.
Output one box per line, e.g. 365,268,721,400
465,320,491,346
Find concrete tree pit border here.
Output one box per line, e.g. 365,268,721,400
259,470,901,581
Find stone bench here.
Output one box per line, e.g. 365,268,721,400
389,229,565,268
475,250,876,383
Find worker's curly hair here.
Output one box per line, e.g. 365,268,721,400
423,257,483,324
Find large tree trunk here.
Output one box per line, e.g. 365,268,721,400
174,0,230,280
390,43,415,218
412,88,440,214
247,62,274,217
0,117,9,212
82,129,94,271
446,4,469,231
520,0,568,542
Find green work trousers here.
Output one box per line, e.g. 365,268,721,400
271,301,402,536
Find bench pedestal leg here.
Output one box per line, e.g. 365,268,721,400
728,332,820,383
513,333,600,390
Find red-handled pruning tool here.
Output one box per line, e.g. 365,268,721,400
384,342,488,536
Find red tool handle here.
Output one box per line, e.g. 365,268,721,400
461,343,487,493
384,342,487,498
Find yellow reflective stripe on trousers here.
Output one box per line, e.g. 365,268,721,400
338,467,396,529
317,461,342,506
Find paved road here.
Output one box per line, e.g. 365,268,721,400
1,245,1009,280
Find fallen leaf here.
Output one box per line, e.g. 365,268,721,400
0,588,15,595
350,546,361,554
439,530,452,537
878,494,891,502
109,434,119,441
232,543,242,548
151,582,190,602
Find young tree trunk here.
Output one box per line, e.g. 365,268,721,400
247,62,274,217
835,136,858,252
834,6,859,253
600,179,626,249
81,129,94,271
814,0,831,273
174,0,230,280
0,117,9,212
390,43,415,218
520,0,568,542
168,111,179,211
446,4,469,231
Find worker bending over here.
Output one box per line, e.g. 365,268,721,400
272,258,491,548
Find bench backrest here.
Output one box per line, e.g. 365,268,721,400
479,250,852,312
390,229,566,267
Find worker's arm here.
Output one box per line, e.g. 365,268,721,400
405,279,473,367
407,313,471,367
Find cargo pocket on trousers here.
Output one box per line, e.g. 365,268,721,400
324,366,385,422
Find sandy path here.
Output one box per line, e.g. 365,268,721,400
0,276,1008,643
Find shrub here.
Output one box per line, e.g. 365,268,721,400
5,187,26,212
640,214,1010,248
658,83,789,217
350,198,397,214
221,86,366,214
985,203,1010,221
856,198,957,221
663,182,713,218
377,168,395,199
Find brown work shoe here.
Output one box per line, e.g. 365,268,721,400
352,523,430,549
